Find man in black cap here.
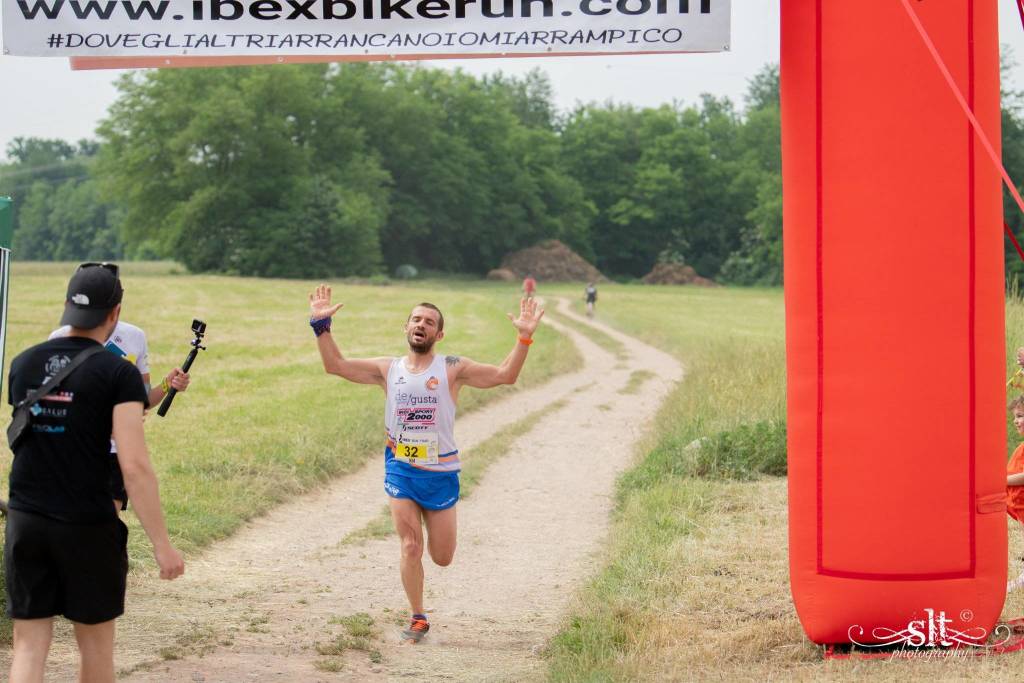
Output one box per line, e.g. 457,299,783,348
5,262,184,683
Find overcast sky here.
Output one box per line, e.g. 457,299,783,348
2,4,1024,162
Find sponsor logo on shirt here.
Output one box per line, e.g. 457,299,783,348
42,391,74,403
393,391,438,407
399,407,436,425
43,354,71,382
426,376,439,390
32,424,66,434
30,405,67,418
396,376,407,385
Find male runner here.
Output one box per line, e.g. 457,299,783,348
51,300,190,512
585,282,598,317
308,285,544,642
6,263,184,683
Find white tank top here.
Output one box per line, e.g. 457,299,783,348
384,355,460,474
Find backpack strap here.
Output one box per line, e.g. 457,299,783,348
13,345,106,410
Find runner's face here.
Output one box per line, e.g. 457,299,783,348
406,307,443,353
1015,407,1024,436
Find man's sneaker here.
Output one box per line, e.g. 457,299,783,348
402,617,430,643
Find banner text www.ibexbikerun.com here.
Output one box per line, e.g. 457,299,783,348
42,26,688,48
17,0,713,22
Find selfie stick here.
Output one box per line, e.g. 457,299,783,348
158,319,206,417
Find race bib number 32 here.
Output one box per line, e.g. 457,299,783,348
395,433,439,465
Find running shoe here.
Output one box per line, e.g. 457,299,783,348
402,617,430,643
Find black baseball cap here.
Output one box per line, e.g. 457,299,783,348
60,262,123,329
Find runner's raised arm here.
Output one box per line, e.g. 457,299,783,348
309,284,388,387
451,297,545,390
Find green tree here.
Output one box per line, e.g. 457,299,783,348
5,138,121,262
561,104,647,276
719,64,783,285
99,63,588,277
98,66,389,277
324,64,591,273
565,97,755,279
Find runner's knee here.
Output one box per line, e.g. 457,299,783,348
401,536,423,561
427,537,456,566
429,547,455,567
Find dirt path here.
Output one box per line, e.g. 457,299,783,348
22,299,683,682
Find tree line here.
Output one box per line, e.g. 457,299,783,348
0,62,782,282
3,59,1021,284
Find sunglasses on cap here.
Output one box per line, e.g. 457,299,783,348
75,262,120,279
72,262,123,308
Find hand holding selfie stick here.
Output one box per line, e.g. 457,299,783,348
158,319,206,417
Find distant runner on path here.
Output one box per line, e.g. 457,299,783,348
307,286,544,643
585,282,598,318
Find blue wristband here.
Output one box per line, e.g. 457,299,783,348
310,317,332,337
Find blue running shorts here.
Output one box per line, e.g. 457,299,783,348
384,471,460,510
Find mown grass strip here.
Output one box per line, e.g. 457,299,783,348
546,308,627,360
618,369,654,395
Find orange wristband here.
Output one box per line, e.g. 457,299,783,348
518,336,534,346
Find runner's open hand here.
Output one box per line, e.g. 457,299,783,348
309,284,344,321
507,297,545,338
1017,346,1024,368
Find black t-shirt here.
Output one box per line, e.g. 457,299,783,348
7,336,148,524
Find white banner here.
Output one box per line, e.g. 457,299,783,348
2,0,729,58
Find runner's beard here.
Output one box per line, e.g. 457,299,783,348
408,333,435,354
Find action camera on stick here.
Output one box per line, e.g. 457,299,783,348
157,319,207,417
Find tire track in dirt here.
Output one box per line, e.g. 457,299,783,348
15,299,682,682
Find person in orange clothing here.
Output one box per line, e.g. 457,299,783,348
1007,394,1024,591
522,275,536,300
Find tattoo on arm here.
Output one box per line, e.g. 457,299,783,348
445,355,461,367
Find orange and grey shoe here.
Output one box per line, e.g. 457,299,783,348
402,617,430,643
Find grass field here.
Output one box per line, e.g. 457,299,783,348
0,263,580,569
9,269,1024,680
542,284,1024,681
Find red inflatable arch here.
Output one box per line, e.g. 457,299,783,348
783,1,1006,644
66,0,1010,646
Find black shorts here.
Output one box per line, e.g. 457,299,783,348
4,508,128,624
